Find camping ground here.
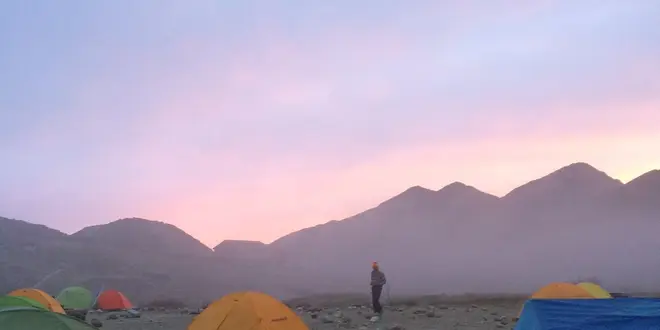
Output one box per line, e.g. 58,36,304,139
92,294,524,330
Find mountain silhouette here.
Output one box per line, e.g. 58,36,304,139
503,162,623,211
1,162,659,302
72,217,213,258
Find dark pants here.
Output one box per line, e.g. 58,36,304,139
371,285,383,314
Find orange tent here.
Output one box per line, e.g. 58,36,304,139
188,291,308,330
8,288,65,314
531,282,595,299
97,290,132,310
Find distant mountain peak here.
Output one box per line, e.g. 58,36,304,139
0,216,67,240
439,181,469,190
436,181,499,205
113,217,163,225
549,162,621,184
403,185,434,194
555,162,600,175
503,162,622,203
625,169,660,192
437,181,486,194
628,169,660,183
378,185,435,206
72,217,212,257
213,239,270,261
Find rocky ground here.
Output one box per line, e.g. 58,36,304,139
297,303,519,330
86,295,524,330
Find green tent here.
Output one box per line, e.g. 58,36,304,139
0,296,47,310
56,287,93,310
0,307,97,330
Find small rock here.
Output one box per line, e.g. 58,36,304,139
106,314,118,320
321,315,334,324
412,309,426,315
425,311,436,318
359,327,368,330
126,309,141,318
388,325,406,330
89,319,103,328
310,313,318,319
496,323,505,328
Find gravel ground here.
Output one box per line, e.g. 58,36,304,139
87,300,521,330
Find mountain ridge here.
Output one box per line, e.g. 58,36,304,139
2,162,658,246
1,162,659,302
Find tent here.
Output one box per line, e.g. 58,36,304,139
57,287,94,310
531,282,595,299
187,291,308,330
515,298,660,330
577,282,611,299
516,282,596,317
0,307,97,330
0,296,46,310
96,290,132,310
8,288,65,314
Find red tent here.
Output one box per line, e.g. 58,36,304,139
97,290,133,310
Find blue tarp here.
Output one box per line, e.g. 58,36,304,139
515,298,660,330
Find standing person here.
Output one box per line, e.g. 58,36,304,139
370,261,387,319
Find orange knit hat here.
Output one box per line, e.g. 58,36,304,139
372,261,379,269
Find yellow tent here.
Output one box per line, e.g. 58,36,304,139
515,282,597,319
531,282,595,299
8,288,65,314
187,291,308,330
577,282,611,298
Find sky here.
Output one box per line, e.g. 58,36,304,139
1,1,659,247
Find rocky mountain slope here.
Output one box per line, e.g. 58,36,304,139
1,162,659,303
267,163,660,295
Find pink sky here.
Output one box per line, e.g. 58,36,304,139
1,0,659,246
143,119,660,246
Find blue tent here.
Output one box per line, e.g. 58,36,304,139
515,298,660,330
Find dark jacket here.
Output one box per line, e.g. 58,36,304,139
370,269,386,286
